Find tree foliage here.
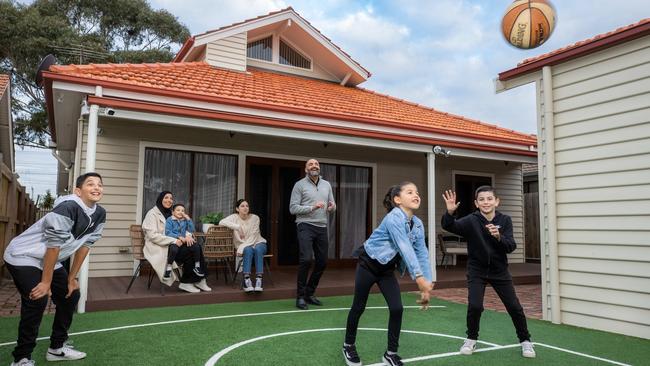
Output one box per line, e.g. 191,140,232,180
0,0,191,148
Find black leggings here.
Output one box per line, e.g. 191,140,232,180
345,250,403,352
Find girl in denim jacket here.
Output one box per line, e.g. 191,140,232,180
342,182,433,366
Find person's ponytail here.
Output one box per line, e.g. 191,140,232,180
382,181,414,213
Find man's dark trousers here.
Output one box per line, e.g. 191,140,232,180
296,222,328,298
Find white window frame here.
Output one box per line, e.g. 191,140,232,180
245,33,314,72
246,33,274,63
278,36,313,71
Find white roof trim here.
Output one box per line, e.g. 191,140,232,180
191,9,369,80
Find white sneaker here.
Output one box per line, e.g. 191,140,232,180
459,338,477,355
46,343,87,361
11,358,35,366
194,279,212,292
254,277,263,292
243,278,254,292
521,341,536,358
179,282,200,293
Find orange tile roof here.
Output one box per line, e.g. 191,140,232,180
500,18,650,81
47,62,536,145
0,74,9,98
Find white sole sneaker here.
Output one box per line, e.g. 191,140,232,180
179,283,200,293
46,347,86,361
194,279,212,292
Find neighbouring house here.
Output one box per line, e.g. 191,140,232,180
497,18,650,339
41,8,537,311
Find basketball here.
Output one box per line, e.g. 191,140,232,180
501,0,556,49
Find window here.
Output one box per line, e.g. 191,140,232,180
454,173,493,218
247,36,272,61
279,40,311,69
321,164,371,259
143,148,238,228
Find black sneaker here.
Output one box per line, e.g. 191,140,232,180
342,344,362,366
382,351,403,366
193,267,205,277
163,269,172,279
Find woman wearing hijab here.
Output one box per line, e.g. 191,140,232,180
142,191,210,293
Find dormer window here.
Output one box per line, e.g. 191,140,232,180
279,40,311,69
247,36,272,62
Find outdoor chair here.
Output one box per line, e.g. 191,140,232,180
202,225,236,284
438,234,468,268
232,244,274,289
126,224,157,294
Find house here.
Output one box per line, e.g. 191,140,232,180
41,8,537,312
497,18,650,339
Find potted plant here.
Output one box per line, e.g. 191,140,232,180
199,212,224,232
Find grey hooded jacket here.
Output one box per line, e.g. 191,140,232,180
3,194,106,269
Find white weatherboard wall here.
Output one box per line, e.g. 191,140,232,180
206,32,247,71
538,35,650,339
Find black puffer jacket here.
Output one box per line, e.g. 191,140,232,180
441,210,516,278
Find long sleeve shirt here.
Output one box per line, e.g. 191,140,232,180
289,176,336,227
219,214,266,255
164,217,195,239
441,210,516,278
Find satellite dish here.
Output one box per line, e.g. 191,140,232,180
35,54,57,86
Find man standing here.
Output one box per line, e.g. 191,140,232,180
290,159,336,310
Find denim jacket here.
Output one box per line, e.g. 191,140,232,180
165,217,195,239
363,207,432,282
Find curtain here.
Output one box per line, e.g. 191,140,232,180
142,148,237,229
339,166,370,258
320,164,338,259
142,149,191,220
192,153,238,228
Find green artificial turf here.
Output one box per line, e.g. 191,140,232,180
1,294,648,365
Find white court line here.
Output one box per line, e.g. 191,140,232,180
365,344,522,366
205,328,631,366
535,342,631,366
204,328,502,366
0,305,444,347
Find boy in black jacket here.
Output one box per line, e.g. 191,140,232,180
441,185,535,358
3,172,106,365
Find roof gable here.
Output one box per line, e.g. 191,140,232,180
173,7,370,86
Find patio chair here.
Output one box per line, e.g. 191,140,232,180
126,224,157,294
203,226,236,284
232,244,274,289
438,234,468,268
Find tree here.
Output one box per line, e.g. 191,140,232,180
38,189,56,210
0,0,191,148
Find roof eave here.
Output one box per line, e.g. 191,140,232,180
499,22,650,81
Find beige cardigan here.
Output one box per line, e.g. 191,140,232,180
219,214,266,255
142,206,178,286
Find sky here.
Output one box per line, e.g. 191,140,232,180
14,0,649,199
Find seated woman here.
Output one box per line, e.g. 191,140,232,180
142,191,210,293
219,199,267,292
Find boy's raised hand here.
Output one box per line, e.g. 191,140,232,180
442,190,460,214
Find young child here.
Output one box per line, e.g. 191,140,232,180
343,182,433,366
3,172,106,366
163,203,204,279
441,185,535,358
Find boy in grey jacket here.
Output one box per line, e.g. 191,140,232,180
3,172,106,365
